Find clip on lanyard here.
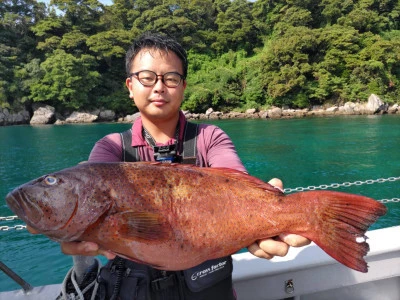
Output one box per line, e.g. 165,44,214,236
142,125,180,162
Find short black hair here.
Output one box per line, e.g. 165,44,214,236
125,32,188,79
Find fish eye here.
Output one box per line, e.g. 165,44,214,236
44,176,58,185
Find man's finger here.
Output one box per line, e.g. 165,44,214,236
258,238,289,257
279,233,311,247
268,178,283,191
247,242,274,260
61,241,99,256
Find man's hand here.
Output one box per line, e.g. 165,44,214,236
27,224,116,259
60,241,116,260
247,178,311,260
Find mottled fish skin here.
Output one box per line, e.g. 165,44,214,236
6,162,387,272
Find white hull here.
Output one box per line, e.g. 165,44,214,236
1,226,399,300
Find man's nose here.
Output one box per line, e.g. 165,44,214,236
153,75,166,91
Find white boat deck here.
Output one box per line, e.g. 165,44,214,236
1,226,399,300
232,226,400,299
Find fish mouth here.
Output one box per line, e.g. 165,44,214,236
6,190,43,227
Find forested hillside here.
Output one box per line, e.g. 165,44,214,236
1,0,399,115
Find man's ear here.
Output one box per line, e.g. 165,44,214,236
126,77,134,99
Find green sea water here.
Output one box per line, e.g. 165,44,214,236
0,115,399,292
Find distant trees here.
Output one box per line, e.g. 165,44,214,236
0,0,399,114
0,0,46,109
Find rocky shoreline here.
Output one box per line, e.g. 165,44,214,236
1,94,398,126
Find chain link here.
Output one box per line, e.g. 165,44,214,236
0,216,20,221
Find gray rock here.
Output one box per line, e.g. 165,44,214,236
340,102,356,114
65,111,98,123
352,103,364,115
225,112,244,119
30,104,55,125
259,111,268,119
98,110,116,122
366,94,387,114
295,109,308,118
186,113,200,120
282,109,296,117
326,106,338,113
205,108,213,116
123,112,141,123
388,104,398,114
245,108,257,114
0,108,30,125
307,110,325,116
54,119,66,125
268,107,282,119
208,111,222,119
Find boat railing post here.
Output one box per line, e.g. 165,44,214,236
0,260,33,293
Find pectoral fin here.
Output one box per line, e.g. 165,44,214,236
115,211,171,242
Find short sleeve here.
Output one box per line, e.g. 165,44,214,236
196,124,247,173
88,133,123,162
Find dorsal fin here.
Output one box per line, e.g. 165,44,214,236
198,167,284,195
132,162,284,195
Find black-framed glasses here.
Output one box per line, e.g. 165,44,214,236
129,70,185,88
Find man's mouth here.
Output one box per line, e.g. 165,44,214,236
150,99,168,106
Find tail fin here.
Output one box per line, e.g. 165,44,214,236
287,191,387,272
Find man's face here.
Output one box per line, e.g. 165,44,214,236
126,49,187,122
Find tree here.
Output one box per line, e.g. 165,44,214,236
213,0,260,53
0,0,46,108
13,58,43,105
183,51,244,112
50,0,106,33
320,0,354,26
30,49,100,110
252,26,316,107
309,25,361,103
346,34,400,102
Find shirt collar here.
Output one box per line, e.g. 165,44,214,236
130,111,187,147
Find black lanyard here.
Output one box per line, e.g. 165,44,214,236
142,124,180,162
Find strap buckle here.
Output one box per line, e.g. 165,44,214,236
151,274,176,291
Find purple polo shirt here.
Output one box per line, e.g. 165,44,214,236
88,111,246,172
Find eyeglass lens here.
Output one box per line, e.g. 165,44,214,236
135,71,182,87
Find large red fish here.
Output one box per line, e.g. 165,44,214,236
6,162,387,272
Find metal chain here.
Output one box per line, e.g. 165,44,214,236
0,225,27,231
284,176,400,193
0,216,20,221
0,216,27,231
378,198,400,204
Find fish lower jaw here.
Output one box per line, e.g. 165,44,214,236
30,227,86,243
6,191,43,224
6,194,23,217
26,225,40,234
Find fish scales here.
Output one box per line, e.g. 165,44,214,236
6,162,387,272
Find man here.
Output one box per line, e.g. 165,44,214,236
60,32,310,299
